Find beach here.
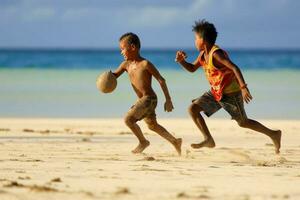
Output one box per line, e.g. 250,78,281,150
1,0,300,199
0,118,299,200
1,49,300,199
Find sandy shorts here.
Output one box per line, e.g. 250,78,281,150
126,96,157,121
192,91,248,123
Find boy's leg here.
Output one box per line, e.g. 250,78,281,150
188,103,215,148
221,92,281,154
237,119,281,154
124,115,150,154
144,117,182,155
124,97,151,154
188,92,221,149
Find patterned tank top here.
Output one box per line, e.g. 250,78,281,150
198,45,240,101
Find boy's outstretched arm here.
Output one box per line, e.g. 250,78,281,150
175,50,201,72
213,50,253,103
112,61,127,78
146,61,174,112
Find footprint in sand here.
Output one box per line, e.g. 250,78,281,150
3,180,61,193
18,176,31,180
0,128,10,132
51,177,62,183
15,170,26,174
114,187,130,195
64,128,71,132
194,185,211,193
79,191,94,197
176,191,211,199
177,192,190,198
39,130,50,134
23,129,35,133
0,189,7,194
198,194,211,199
118,131,132,135
29,185,59,192
3,181,24,188
265,143,274,146
255,161,276,167
143,156,155,161
81,137,91,142
25,159,43,162
76,131,95,136
4,180,58,192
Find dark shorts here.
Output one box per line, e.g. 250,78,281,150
126,96,157,122
192,91,248,123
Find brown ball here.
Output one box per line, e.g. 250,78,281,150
96,71,117,93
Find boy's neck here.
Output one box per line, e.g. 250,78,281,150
129,53,143,62
203,43,214,55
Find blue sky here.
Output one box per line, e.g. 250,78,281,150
0,0,299,49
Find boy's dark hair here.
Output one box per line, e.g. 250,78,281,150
119,32,141,49
192,20,218,45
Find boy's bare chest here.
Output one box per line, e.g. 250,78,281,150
127,64,148,79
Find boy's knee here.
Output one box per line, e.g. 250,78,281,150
145,119,158,131
124,115,136,127
237,119,249,128
188,103,201,115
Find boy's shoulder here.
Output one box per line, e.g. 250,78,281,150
140,58,155,68
120,60,130,68
140,58,150,64
212,47,229,60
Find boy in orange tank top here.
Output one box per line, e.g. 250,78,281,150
175,20,281,154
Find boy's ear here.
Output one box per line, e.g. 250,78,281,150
130,44,136,50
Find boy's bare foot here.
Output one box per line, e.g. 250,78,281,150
270,130,281,154
191,138,215,149
172,138,182,156
132,140,150,154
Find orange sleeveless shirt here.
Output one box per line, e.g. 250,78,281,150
198,45,240,101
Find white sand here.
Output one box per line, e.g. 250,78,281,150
0,118,299,200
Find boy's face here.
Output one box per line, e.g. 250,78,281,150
194,33,204,51
119,39,137,61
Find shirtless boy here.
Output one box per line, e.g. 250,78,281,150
113,32,182,155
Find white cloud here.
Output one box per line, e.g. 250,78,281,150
126,0,210,28
128,6,180,27
24,7,56,22
62,8,95,21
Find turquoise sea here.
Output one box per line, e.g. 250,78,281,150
1,49,300,119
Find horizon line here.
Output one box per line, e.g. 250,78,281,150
1,47,300,52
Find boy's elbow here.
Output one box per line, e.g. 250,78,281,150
232,66,241,74
189,67,197,73
112,72,119,78
158,77,166,85
184,67,194,73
